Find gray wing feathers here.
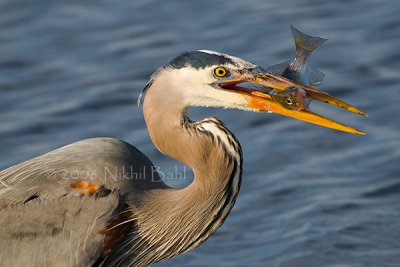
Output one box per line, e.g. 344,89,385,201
0,192,119,267
0,137,163,266
0,137,163,206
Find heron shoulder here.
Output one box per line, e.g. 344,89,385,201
1,137,152,177
0,137,165,206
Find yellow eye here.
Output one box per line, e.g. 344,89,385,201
214,67,228,77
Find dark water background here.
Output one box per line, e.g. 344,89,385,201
1,0,399,266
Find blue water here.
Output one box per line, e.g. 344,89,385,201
1,0,399,266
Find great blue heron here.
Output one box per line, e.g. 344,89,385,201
0,50,365,266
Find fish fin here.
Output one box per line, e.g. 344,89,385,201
308,64,326,86
291,25,328,52
266,60,290,75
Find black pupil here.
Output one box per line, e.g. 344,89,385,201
218,69,224,75
286,98,293,104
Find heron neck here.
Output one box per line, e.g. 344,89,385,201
140,85,242,259
143,88,240,191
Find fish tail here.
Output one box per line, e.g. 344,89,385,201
290,25,328,52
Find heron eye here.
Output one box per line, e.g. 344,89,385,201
286,98,293,105
214,67,228,77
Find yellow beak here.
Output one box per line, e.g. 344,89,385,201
219,67,367,135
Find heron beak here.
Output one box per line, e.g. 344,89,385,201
218,67,367,135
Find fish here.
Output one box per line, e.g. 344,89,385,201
267,25,328,111
253,25,366,134
267,25,328,86
269,86,311,111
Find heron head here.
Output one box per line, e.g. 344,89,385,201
142,50,366,134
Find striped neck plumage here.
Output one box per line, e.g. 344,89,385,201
179,117,243,252
131,76,242,266
139,87,243,265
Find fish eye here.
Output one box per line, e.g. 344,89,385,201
286,98,294,105
214,67,228,78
